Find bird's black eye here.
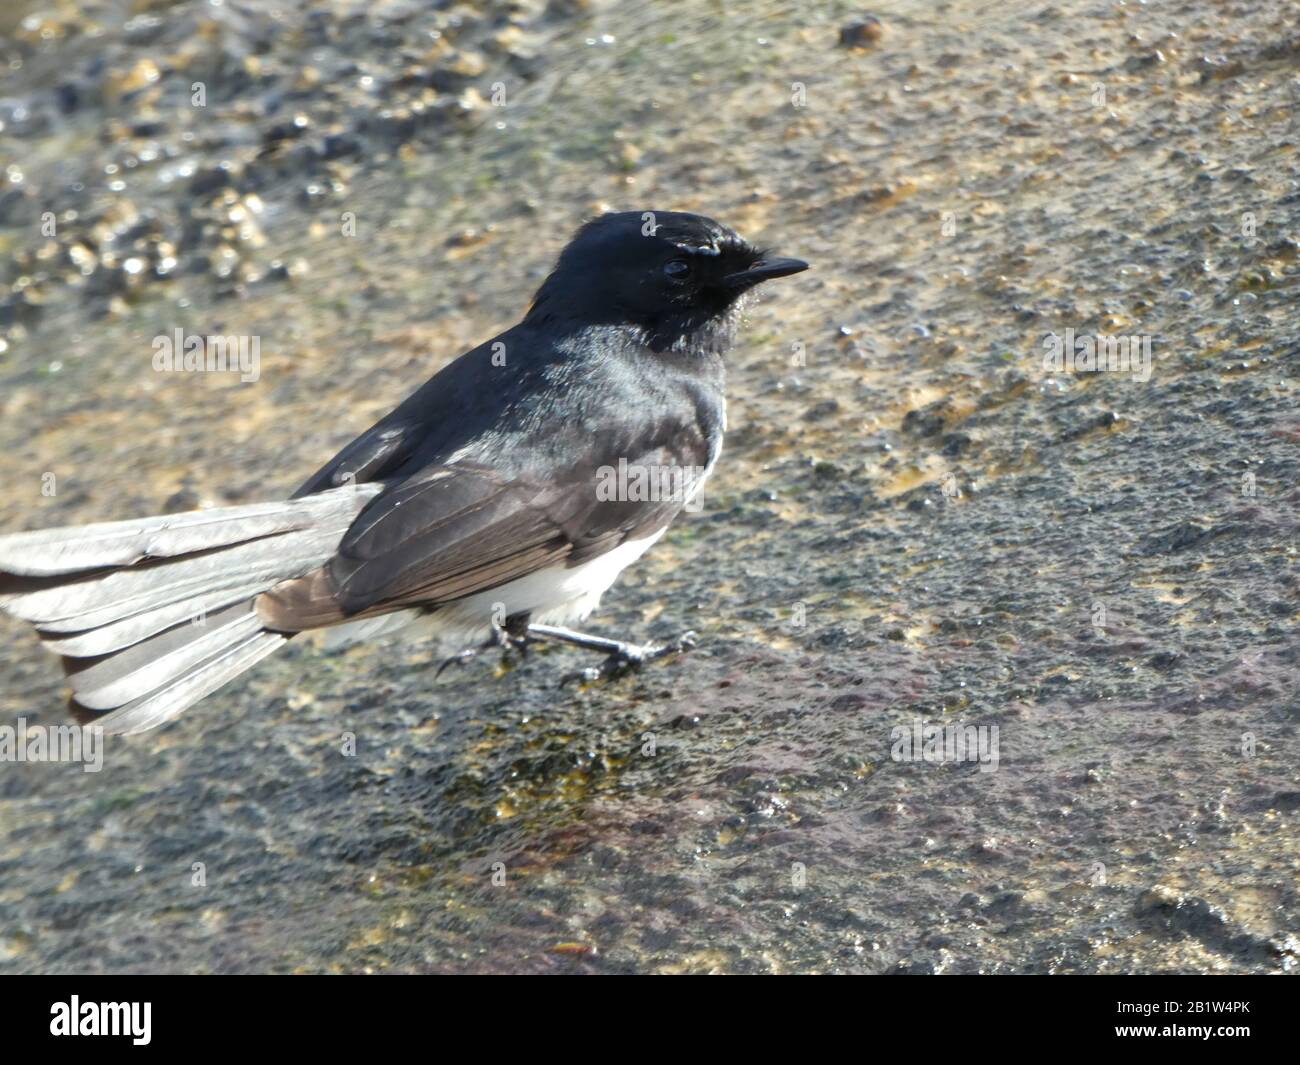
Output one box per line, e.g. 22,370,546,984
663,259,691,280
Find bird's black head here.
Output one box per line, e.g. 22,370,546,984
526,210,808,351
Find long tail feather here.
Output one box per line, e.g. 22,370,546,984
80,630,288,736
0,484,381,734
0,488,375,577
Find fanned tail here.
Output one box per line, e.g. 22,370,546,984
0,484,382,734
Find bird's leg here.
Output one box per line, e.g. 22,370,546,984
435,612,532,678
500,612,533,658
526,623,698,686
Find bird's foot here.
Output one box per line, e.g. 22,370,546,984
436,619,531,678
559,631,697,688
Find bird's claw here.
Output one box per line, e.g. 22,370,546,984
559,631,697,688
435,647,480,679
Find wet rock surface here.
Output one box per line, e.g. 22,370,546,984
0,0,1297,973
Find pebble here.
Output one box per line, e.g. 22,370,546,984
839,16,884,49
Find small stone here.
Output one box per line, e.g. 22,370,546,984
161,488,201,514
839,16,884,49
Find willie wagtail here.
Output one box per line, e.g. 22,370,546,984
0,211,808,734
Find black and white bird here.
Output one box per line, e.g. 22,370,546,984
0,210,808,734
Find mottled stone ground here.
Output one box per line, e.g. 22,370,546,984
0,0,1296,973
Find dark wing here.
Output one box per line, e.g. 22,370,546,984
291,421,422,498
330,463,570,610
332,421,706,610
258,437,706,630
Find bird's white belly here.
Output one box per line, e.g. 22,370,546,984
439,528,667,633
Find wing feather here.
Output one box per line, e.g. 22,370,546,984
260,422,713,630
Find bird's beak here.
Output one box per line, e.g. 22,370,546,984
722,256,810,289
